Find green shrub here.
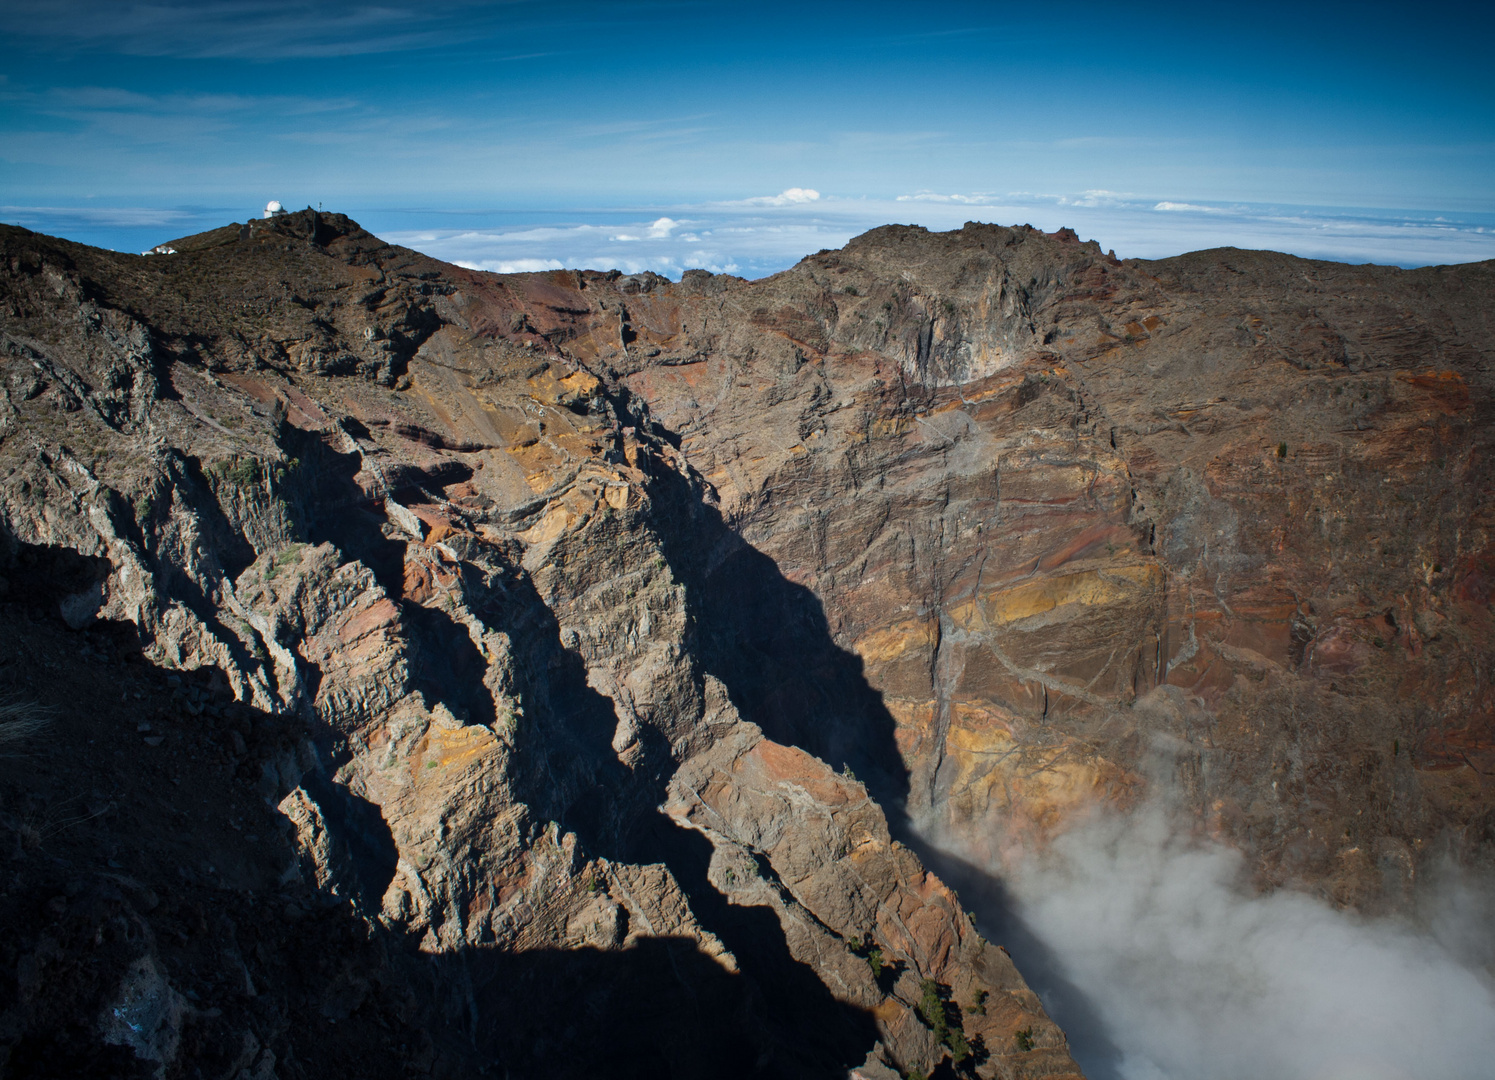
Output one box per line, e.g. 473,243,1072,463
207,456,264,488
917,978,972,1063
1277,442,1288,459
918,979,944,1032
265,544,304,580
271,457,302,487
1014,1027,1035,1053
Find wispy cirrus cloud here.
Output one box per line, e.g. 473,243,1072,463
38,85,361,116
0,204,208,229
0,0,514,59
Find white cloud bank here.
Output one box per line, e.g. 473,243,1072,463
13,189,1495,273
374,194,1495,282
927,796,1495,1080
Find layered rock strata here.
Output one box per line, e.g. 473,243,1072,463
3,207,1491,1079
0,213,1081,1079
568,225,1495,905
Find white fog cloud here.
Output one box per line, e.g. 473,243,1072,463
930,797,1495,1080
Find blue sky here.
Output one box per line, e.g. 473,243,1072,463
3,0,1492,273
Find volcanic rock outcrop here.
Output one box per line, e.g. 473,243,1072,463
605,226,1495,907
0,209,1491,1079
0,212,1079,1080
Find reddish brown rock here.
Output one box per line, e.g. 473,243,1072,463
4,209,1491,1078
0,213,1091,1077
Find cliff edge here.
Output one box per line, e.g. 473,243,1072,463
0,212,1087,1079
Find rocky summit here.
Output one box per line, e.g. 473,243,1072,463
0,210,1490,1079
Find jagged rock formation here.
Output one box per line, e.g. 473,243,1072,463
597,225,1495,907
0,213,1082,1079
2,210,1492,1079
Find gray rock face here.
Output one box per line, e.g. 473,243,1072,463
11,210,1486,1078
0,213,1080,1079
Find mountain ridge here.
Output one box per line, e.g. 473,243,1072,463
1,208,1491,1079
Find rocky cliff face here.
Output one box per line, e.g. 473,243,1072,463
0,211,1490,1080
600,224,1495,909
0,212,1081,1080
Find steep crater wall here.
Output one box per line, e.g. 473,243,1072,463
0,214,1083,1080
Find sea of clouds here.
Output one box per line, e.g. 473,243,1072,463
923,787,1495,1080
11,189,1495,277
382,189,1495,279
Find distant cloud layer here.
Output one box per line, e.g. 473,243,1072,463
376,194,1495,279
11,191,1495,279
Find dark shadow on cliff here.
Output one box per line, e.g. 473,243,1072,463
284,423,505,732
637,442,911,818
0,538,871,1080
462,550,643,851
634,813,880,1076
420,930,870,1079
276,407,1124,1079
280,421,640,852
0,551,430,1080
619,409,1125,1078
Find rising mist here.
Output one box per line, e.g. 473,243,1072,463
928,791,1495,1080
